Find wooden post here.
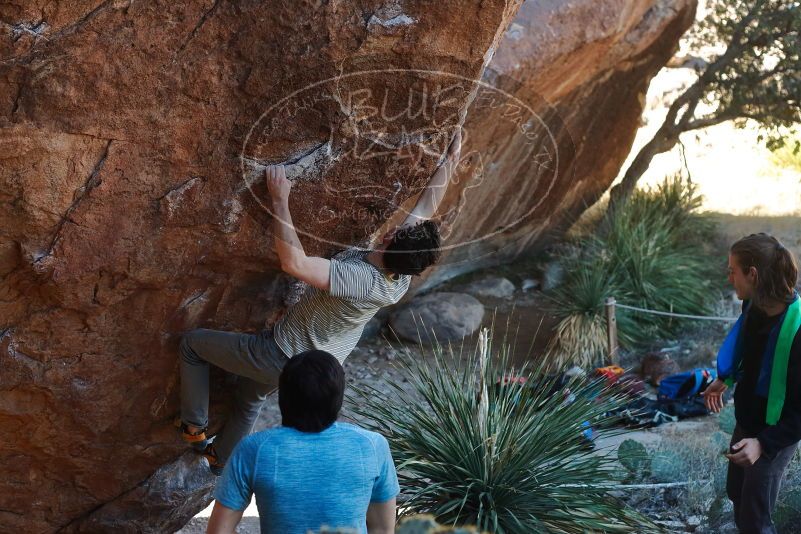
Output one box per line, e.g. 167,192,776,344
605,297,619,365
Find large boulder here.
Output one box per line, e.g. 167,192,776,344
418,0,697,288
0,0,696,530
389,292,485,344
463,276,516,299
0,1,522,531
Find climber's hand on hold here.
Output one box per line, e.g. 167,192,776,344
265,165,291,203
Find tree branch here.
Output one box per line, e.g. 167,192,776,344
683,113,735,131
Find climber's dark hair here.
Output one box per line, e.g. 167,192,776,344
730,233,798,306
383,220,442,276
278,350,344,433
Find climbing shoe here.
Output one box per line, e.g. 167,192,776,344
201,443,225,476
174,417,211,451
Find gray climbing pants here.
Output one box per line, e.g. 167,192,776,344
726,424,799,534
180,328,289,462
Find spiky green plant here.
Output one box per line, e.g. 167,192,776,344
546,175,722,366
347,328,660,533
545,256,636,368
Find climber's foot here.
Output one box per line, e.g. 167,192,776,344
201,443,225,476
174,417,211,451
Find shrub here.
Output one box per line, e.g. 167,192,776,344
618,429,801,531
617,433,730,526
618,439,650,481
546,175,721,367
718,405,736,435
347,329,658,533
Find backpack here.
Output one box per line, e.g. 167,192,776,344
658,396,710,419
657,368,717,401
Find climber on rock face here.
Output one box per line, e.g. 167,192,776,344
177,129,461,474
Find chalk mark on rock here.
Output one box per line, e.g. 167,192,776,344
239,141,332,192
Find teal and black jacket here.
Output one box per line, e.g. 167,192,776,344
716,292,801,458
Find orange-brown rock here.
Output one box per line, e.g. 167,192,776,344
0,0,694,531
421,0,698,286
1,1,521,531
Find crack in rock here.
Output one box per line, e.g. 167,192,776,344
34,139,112,265
157,176,204,221
179,290,209,310
157,177,203,202
177,0,223,54
178,290,211,324
64,451,216,533
0,0,112,67
49,0,113,43
11,82,25,115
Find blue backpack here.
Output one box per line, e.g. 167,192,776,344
658,368,717,401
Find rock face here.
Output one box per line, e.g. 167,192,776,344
73,452,217,534
419,0,698,287
0,1,522,531
463,276,516,299
389,292,485,344
0,0,694,531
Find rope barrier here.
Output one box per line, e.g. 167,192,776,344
563,480,711,490
601,296,737,366
613,302,738,323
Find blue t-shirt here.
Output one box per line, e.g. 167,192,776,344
214,422,399,534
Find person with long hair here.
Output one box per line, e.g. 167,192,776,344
703,233,801,533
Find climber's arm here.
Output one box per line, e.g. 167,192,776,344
266,165,331,291
402,129,461,227
206,502,244,534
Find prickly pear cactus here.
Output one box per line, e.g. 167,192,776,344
618,438,651,481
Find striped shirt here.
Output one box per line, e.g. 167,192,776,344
273,248,411,363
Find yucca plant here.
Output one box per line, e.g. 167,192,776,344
347,328,660,533
545,251,637,368
546,175,721,365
